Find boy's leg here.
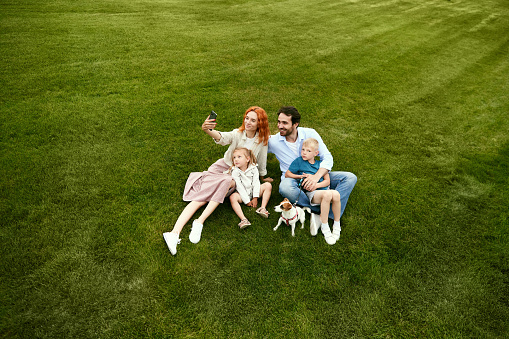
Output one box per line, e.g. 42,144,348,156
229,193,246,220
331,191,341,221
312,191,336,245
329,171,357,217
331,191,342,240
312,191,332,224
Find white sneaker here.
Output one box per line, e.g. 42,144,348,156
189,220,203,244
309,213,321,236
332,224,341,241
321,223,336,245
163,232,180,255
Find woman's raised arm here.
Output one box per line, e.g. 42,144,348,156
201,114,221,140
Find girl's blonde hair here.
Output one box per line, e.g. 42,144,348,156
227,147,257,173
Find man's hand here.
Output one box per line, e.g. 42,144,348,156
247,197,258,208
302,173,320,192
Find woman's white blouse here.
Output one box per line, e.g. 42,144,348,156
214,129,268,176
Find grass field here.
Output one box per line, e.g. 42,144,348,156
1,0,508,337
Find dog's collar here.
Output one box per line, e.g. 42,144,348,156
283,210,298,226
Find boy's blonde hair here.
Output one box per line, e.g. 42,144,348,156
302,138,319,151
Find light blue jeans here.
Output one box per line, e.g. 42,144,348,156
279,171,357,219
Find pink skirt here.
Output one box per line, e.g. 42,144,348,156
183,159,234,203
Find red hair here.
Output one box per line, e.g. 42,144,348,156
238,106,270,146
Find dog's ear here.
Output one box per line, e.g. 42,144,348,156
282,202,292,211
282,198,289,203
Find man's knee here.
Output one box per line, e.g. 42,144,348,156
279,179,296,195
348,173,358,186
330,172,357,191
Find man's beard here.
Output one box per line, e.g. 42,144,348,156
280,126,294,136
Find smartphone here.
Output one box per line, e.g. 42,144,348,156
208,111,217,130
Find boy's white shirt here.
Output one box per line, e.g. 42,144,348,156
226,163,261,204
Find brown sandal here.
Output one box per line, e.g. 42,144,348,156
238,218,251,229
256,207,269,218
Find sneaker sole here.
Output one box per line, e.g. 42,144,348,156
163,233,178,255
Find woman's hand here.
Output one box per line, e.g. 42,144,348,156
247,197,258,208
263,177,274,183
201,115,221,140
201,115,217,131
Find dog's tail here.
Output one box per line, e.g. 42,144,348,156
302,207,311,214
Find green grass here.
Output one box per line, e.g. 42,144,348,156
1,0,508,337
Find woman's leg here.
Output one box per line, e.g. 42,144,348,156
171,201,206,234
190,179,234,226
195,179,234,224
197,201,221,224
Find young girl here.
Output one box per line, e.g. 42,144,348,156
228,147,272,228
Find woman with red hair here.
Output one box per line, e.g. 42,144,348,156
163,106,272,256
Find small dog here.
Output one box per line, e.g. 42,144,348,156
273,198,310,236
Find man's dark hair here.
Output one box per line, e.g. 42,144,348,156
277,106,301,125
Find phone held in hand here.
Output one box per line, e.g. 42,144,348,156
208,111,217,131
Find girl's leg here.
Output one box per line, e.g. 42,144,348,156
229,193,246,221
171,201,206,234
259,182,272,209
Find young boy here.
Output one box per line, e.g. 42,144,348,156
285,138,341,245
